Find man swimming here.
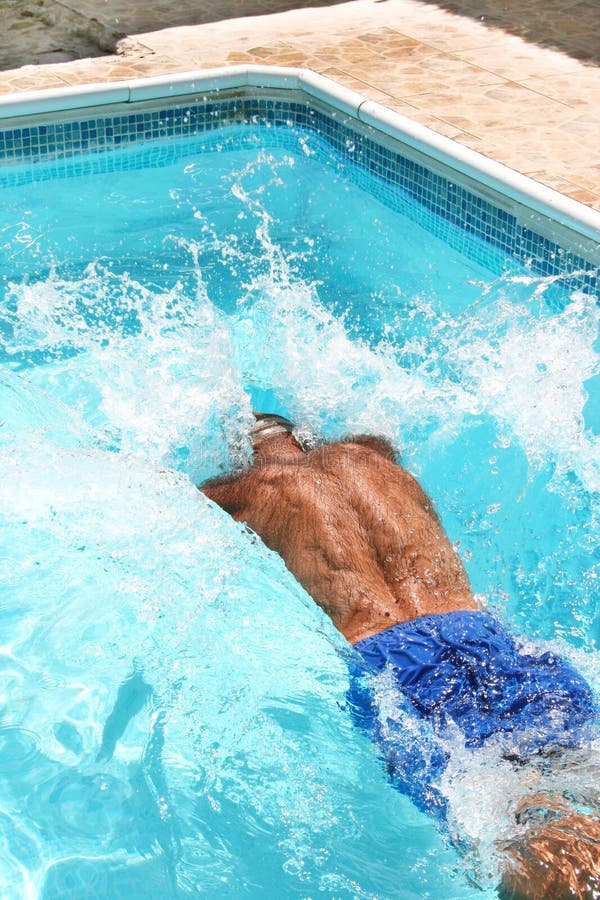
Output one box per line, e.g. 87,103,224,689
200,412,600,898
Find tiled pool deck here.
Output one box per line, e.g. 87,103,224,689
2,0,600,212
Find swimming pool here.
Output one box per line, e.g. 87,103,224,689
1,70,599,898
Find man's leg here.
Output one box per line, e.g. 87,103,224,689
498,805,600,899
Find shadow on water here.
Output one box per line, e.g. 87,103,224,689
412,0,600,65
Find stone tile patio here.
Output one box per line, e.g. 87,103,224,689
1,0,599,211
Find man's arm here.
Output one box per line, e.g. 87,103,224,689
200,473,246,518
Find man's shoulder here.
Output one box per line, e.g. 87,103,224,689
306,435,399,470
337,434,398,461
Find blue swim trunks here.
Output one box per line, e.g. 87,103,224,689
350,611,597,815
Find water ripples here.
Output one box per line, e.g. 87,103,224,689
0,725,41,775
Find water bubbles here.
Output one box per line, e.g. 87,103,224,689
488,455,500,475
299,136,312,157
451,286,600,491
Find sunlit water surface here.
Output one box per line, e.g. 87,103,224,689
1,124,599,898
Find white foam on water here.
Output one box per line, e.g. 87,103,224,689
437,729,600,889
4,263,255,482
223,153,600,496
450,288,600,492
230,275,450,441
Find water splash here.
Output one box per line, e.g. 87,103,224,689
3,263,254,482
451,288,600,491
0,129,598,898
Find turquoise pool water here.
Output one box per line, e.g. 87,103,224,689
1,123,599,898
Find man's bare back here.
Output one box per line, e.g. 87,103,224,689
201,427,476,643
200,413,600,898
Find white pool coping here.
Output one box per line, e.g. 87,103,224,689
1,64,600,246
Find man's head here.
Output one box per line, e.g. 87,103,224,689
251,413,295,443
250,412,304,459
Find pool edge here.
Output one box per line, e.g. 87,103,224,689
1,64,599,246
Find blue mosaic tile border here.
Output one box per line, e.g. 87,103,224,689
0,95,597,296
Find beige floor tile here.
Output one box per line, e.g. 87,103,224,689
456,42,587,81
520,74,600,108
0,71,71,92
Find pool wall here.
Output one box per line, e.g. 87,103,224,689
0,66,598,295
